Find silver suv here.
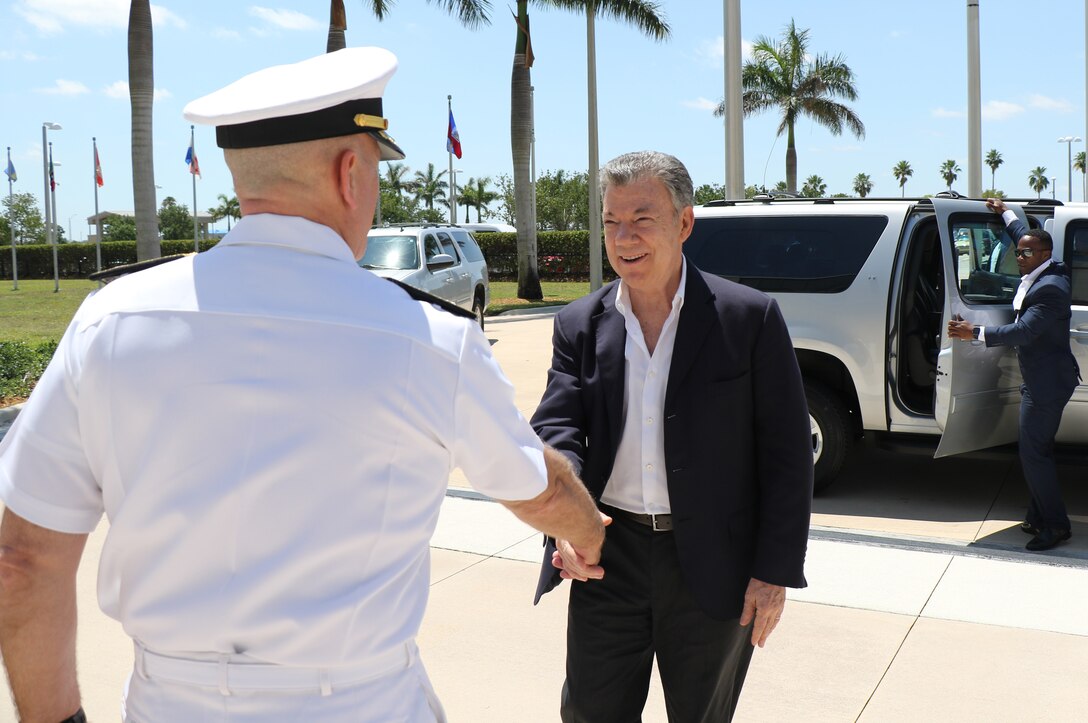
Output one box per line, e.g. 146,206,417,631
685,196,1088,492
360,224,490,328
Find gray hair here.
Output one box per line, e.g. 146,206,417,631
599,151,694,214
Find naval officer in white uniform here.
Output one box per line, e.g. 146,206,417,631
0,47,606,722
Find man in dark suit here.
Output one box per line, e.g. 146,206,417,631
948,198,1080,551
531,151,813,721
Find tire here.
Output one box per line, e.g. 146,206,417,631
472,295,485,331
805,382,851,494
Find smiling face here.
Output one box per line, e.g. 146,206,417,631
1015,234,1051,276
602,176,694,302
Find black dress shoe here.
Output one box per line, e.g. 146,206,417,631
1025,528,1072,552
1020,522,1040,536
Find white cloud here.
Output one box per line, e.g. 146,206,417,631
249,6,320,31
0,50,41,61
36,78,90,95
831,144,864,153
212,27,241,40
683,97,720,112
697,35,755,66
981,100,1023,121
931,107,963,119
1029,94,1074,112
14,0,185,33
103,81,171,100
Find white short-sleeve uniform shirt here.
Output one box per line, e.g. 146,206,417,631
0,214,547,668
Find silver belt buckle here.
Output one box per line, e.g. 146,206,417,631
650,514,665,532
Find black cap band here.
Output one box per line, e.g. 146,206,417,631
215,98,384,149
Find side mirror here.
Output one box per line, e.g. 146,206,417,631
427,253,456,271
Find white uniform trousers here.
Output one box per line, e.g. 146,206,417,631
121,640,446,722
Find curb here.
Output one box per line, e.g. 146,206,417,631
0,403,23,425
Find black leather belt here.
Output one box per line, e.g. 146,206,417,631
601,504,673,532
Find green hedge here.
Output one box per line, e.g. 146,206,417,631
2,233,613,281
0,340,58,401
0,239,215,279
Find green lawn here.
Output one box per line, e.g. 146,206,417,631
0,279,589,344
486,281,590,315
1,279,98,344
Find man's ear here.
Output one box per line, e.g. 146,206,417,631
337,148,359,209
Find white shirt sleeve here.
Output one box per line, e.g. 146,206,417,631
0,321,104,534
450,325,547,502
1002,209,1018,227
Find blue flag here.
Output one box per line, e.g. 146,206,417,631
3,159,14,183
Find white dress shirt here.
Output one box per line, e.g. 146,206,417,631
0,214,547,672
600,260,688,515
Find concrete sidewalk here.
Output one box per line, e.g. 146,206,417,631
3,310,1088,721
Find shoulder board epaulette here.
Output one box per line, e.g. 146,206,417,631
385,277,477,321
88,253,192,283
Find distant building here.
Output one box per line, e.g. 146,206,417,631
87,210,215,244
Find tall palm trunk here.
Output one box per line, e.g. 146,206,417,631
785,121,798,194
327,0,346,53
511,3,541,300
128,0,159,260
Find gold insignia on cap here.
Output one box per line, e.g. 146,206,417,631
353,114,389,130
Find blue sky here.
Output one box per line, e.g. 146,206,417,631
2,0,1086,239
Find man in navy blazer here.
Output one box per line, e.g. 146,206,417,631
531,151,813,721
948,199,1080,551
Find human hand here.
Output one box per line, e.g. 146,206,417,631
739,578,786,647
552,513,611,581
947,314,975,340
986,198,1007,215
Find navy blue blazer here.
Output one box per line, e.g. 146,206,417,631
986,220,1080,402
530,267,813,620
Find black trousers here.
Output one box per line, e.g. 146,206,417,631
560,513,754,723
1019,385,1073,530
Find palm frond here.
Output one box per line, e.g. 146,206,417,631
425,0,491,28
369,0,395,21
529,0,669,40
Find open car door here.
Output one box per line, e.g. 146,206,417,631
931,197,1023,458
1048,205,1088,440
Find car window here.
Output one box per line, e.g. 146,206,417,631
437,232,461,262
451,230,486,262
949,215,1018,305
1065,220,1088,305
423,234,442,261
684,215,887,293
359,235,419,271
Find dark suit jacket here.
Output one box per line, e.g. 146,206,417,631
531,267,813,620
986,219,1080,402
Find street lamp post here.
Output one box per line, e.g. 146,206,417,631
1058,136,1082,202
41,123,61,291
1052,177,1058,200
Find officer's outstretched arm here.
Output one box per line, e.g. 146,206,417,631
498,446,606,568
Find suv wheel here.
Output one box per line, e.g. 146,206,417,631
472,295,485,331
805,382,851,494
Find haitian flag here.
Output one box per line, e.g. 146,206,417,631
446,109,462,159
185,142,201,178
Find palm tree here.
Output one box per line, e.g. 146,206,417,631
510,1,669,300
1075,151,1086,202
326,1,490,52
468,176,498,222
800,175,826,198
852,173,873,198
1028,166,1049,199
985,149,1003,192
384,162,410,199
716,20,864,194
940,160,961,191
128,0,159,260
410,163,448,210
893,161,913,197
209,194,240,231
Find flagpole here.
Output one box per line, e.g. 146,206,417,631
49,142,59,293
191,126,199,252
7,147,17,290
448,96,456,224
93,137,102,273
